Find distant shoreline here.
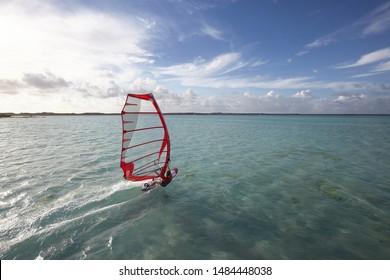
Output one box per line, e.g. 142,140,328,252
1,112,390,118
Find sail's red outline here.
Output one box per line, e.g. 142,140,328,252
120,93,171,181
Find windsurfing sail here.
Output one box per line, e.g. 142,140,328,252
120,93,170,181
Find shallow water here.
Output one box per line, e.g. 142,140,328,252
0,115,389,259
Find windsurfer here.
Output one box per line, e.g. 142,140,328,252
142,169,176,191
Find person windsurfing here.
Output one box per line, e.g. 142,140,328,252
120,93,178,191
142,167,177,191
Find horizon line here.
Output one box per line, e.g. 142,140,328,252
1,112,390,117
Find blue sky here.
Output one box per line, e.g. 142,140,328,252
1,0,389,113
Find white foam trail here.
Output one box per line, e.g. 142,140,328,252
0,180,148,258
111,180,150,192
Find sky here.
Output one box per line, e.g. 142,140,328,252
1,0,390,114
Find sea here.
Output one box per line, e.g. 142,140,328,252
0,115,389,260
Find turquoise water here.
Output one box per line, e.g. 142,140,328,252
0,115,389,259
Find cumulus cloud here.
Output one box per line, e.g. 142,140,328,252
105,81,125,98
266,90,279,98
335,93,367,103
292,90,312,98
178,88,202,108
23,71,69,90
233,90,389,114
128,77,158,93
0,79,25,94
0,1,155,92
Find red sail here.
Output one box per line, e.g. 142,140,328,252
120,93,170,181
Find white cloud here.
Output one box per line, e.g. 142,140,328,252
179,76,319,90
335,94,367,103
251,59,269,67
230,91,389,114
0,79,25,94
336,47,390,68
0,1,388,115
337,47,390,78
158,63,387,92
169,0,216,15
292,90,312,98
156,52,327,90
127,56,155,64
0,1,154,93
305,38,333,50
201,23,224,40
361,1,390,36
298,2,390,55
266,90,279,98
105,81,125,98
23,71,70,90
128,77,158,93
373,60,390,72
157,52,245,77
0,0,164,113
2,72,389,114
297,33,335,56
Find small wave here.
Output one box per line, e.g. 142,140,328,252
35,251,44,260
108,236,113,251
0,190,14,199
0,192,28,210
80,246,91,260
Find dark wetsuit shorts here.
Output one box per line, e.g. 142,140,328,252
161,181,169,187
